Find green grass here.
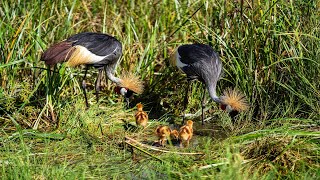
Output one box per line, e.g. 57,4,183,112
1,0,319,179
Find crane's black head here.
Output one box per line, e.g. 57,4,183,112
219,88,249,120
115,72,144,108
115,86,134,107
220,103,239,119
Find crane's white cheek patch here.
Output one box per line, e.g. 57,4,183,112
66,45,106,67
120,88,127,96
176,52,187,69
226,105,233,113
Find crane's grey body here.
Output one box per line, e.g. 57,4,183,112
67,32,122,68
174,44,223,124
176,44,222,103
41,32,123,107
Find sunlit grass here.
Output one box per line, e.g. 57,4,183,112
0,0,319,179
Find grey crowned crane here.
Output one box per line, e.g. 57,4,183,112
170,43,248,125
41,32,143,107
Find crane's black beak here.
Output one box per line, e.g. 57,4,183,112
124,90,134,109
229,110,239,121
125,97,130,108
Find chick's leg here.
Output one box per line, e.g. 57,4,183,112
160,138,164,146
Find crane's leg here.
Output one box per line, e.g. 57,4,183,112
103,66,109,92
95,68,103,103
201,84,207,125
82,66,89,108
182,80,191,125
94,68,104,136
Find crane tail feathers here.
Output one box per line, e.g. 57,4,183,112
41,41,74,65
42,42,106,67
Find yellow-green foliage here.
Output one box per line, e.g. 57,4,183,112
0,0,319,179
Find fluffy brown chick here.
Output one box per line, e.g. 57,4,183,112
179,120,193,147
155,125,173,146
170,129,179,140
135,103,148,128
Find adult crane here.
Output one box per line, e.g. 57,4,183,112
41,32,143,107
170,43,248,125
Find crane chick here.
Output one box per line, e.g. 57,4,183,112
155,126,179,146
179,120,193,148
135,103,148,129
155,125,171,146
170,129,179,140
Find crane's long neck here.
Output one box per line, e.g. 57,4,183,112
207,84,222,104
105,65,121,85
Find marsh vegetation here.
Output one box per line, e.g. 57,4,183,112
0,0,319,179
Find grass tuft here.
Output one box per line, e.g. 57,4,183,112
1,0,319,179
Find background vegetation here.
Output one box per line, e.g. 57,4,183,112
1,0,319,179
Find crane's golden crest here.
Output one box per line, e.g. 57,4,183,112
119,72,144,94
221,88,249,112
